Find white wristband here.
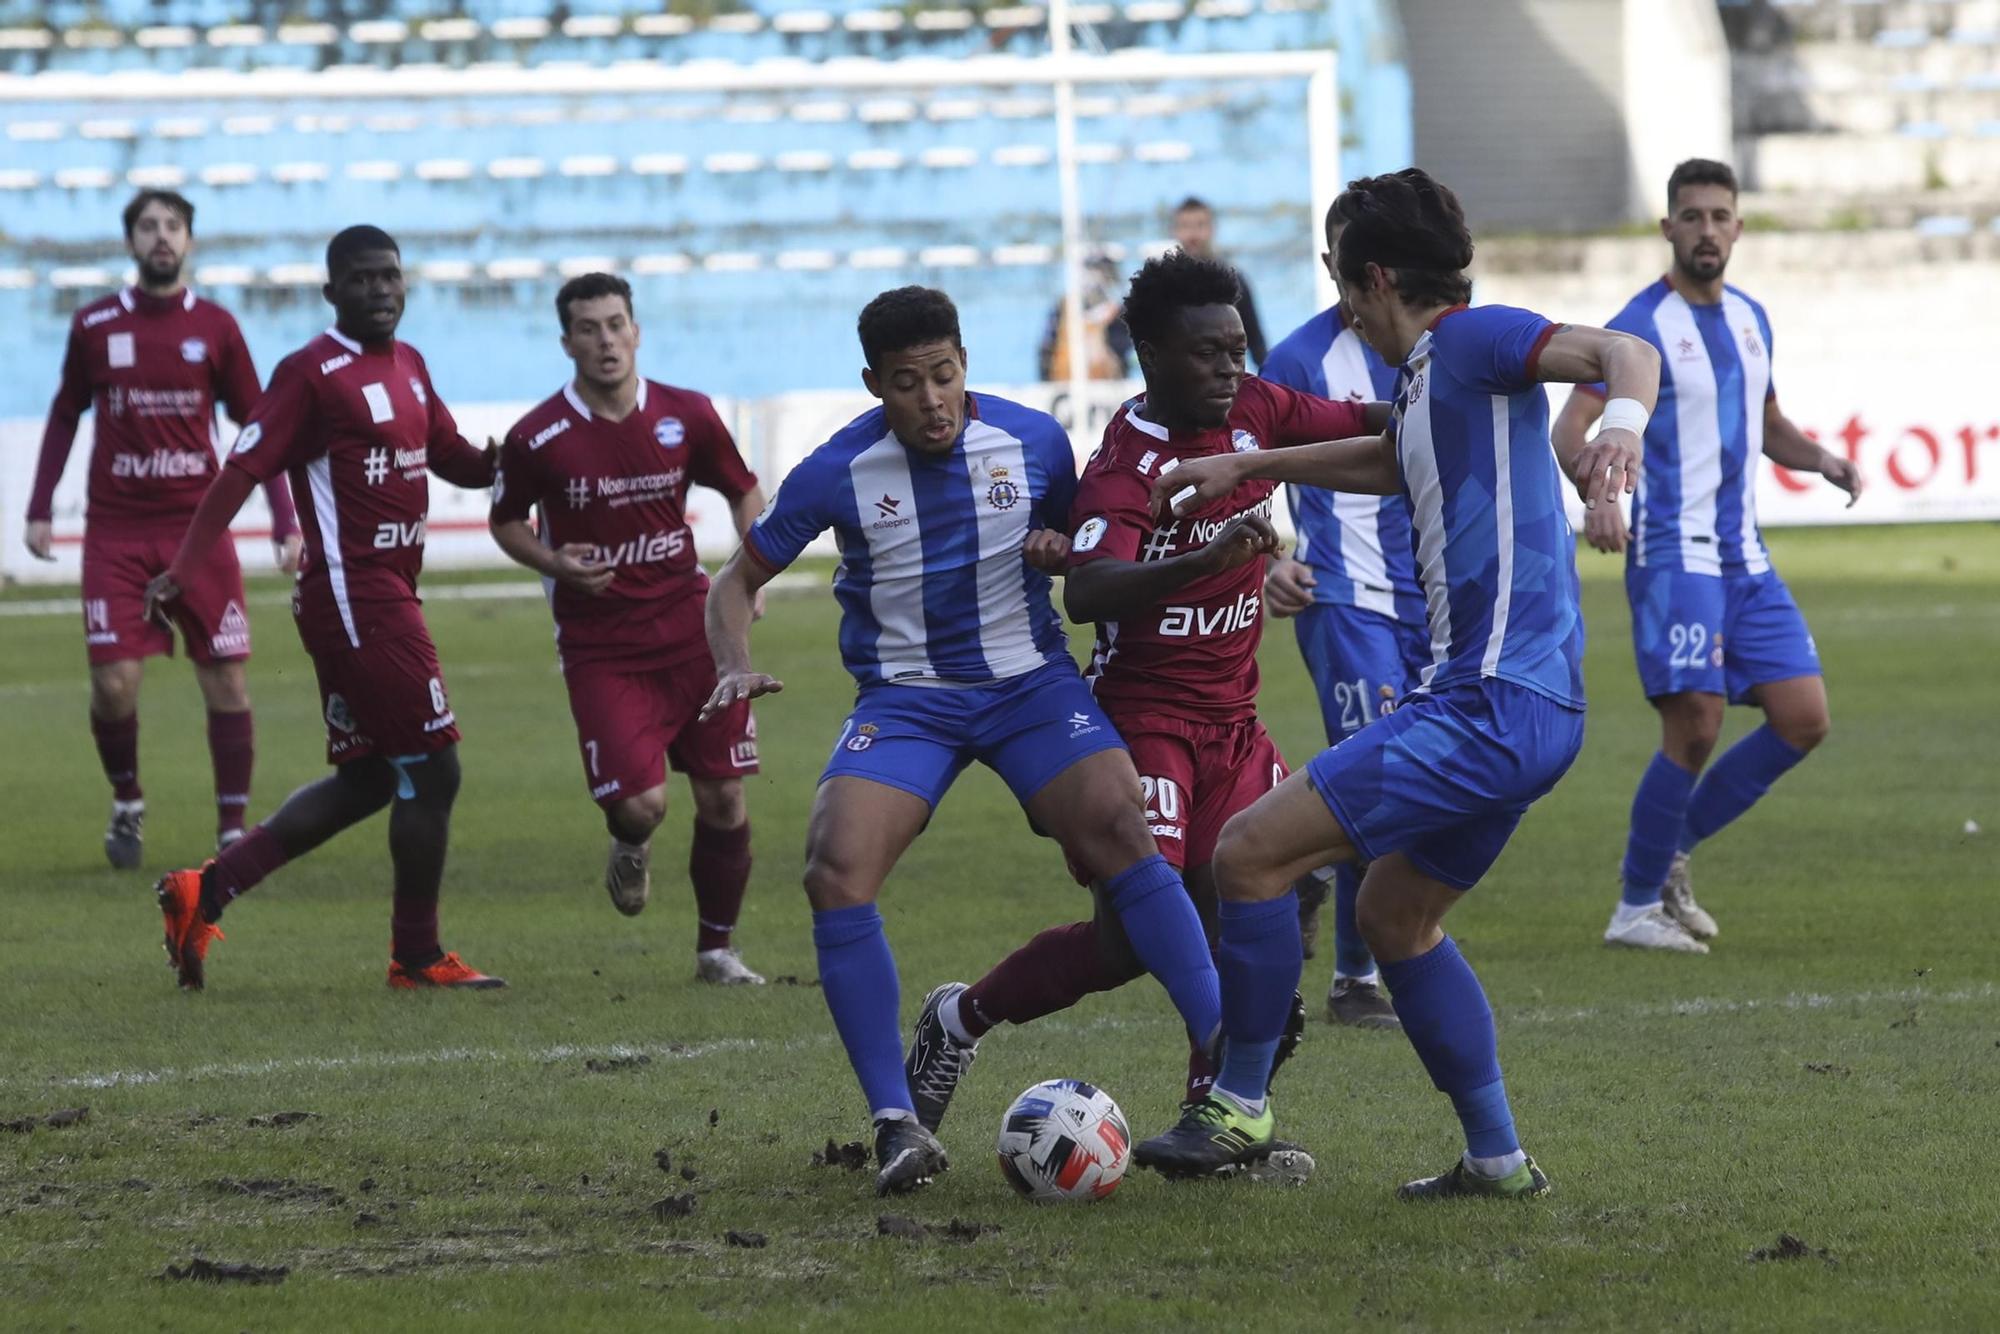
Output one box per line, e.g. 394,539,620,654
1597,396,1649,438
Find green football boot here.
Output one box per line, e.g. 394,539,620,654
1134,1094,1276,1178
1396,1154,1550,1201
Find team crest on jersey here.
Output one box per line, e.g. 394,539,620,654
845,722,879,752
409,376,428,406
1405,372,1425,405
1231,430,1261,453
987,479,1020,510
654,417,685,448
1742,329,1763,358
324,692,357,735
1074,516,1108,553
180,338,207,363
231,423,263,455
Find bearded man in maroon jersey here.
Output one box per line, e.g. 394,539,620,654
144,225,502,992
490,273,767,985
25,190,302,867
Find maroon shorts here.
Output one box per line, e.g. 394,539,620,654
562,653,758,807
82,526,249,667
310,629,460,766
1122,713,1288,872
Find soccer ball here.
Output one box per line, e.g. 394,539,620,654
995,1079,1131,1203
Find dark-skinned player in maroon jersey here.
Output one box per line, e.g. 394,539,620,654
489,273,768,985
25,190,302,868
144,225,503,992
903,252,1386,1155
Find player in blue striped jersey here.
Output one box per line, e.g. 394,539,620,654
1259,203,1428,1030
701,288,1224,1197
1553,160,1863,955
1128,170,1661,1198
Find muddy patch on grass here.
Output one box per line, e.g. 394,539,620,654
1802,1062,1851,1077
161,1258,288,1285
874,1215,1002,1244
1748,1233,1836,1265
724,1230,768,1249
650,1194,698,1221
811,1139,869,1171
207,1178,344,1207
585,1055,652,1074
4,1107,89,1133
246,1110,319,1128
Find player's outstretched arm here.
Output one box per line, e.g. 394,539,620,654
1534,326,1659,513
726,485,771,620
1147,434,1399,520
1762,398,1863,507
700,547,783,721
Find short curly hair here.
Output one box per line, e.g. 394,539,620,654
1331,168,1474,308
857,286,962,369
1119,250,1242,349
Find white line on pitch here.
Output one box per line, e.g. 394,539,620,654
0,571,821,619
34,1037,760,1092
16,982,1991,1094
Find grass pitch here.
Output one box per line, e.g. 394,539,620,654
2,525,1996,1332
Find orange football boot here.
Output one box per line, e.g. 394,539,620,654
387,951,507,990
155,865,223,991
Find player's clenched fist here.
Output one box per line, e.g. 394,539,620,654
1199,512,1280,574
547,542,615,596
700,670,783,722
1021,527,1071,572
1263,555,1317,618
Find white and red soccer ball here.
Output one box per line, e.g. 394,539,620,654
995,1079,1131,1203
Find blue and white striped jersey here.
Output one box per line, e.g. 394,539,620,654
745,392,1077,688
1589,278,1777,576
1261,305,1424,625
1392,304,1585,709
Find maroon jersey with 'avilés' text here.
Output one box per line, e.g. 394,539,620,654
224,328,491,655
492,379,758,667
30,286,295,536
1068,377,1371,725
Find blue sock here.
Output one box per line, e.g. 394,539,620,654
1331,863,1375,977
1104,855,1221,1044
1213,892,1303,1106
1620,751,1696,906
811,904,911,1118
1378,937,1518,1159
1681,725,1806,853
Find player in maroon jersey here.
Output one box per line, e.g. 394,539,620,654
143,225,502,992
903,251,1386,1139
24,190,302,868
489,273,768,984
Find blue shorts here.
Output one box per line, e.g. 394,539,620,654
1303,678,1585,891
821,659,1127,809
1626,566,1821,705
1294,603,1430,744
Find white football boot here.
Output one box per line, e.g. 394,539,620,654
695,947,766,985
1659,852,1718,940
1604,902,1709,954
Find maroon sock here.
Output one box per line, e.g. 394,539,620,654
391,898,441,968
1184,1038,1217,1105
203,823,290,920
206,709,255,837
90,712,142,802
958,919,1139,1039
689,819,752,952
